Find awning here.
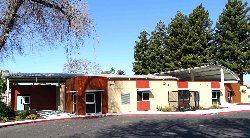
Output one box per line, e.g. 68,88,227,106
137,88,152,92
162,65,240,81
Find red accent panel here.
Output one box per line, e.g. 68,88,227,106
211,81,220,88
177,81,188,88
136,80,149,88
137,101,150,111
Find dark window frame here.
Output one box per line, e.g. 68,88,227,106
137,91,150,101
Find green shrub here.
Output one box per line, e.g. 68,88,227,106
17,110,30,119
198,106,205,110
26,114,38,120
15,116,22,121
210,104,220,109
156,105,177,112
2,117,9,123
0,101,15,117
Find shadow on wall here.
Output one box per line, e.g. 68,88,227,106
109,85,122,113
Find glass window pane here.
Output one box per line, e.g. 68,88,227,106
24,97,30,104
86,94,94,102
143,92,149,100
137,92,142,101
212,92,216,98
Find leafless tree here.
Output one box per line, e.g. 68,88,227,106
0,0,93,59
63,58,101,74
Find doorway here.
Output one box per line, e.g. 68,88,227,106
85,92,102,114
17,95,30,110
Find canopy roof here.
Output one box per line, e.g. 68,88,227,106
163,65,240,81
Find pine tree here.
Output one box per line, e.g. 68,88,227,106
181,4,213,69
133,31,150,75
215,0,250,83
166,11,188,70
148,21,167,74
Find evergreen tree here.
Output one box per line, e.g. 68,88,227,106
182,4,213,69
166,11,188,70
148,21,167,74
215,0,250,83
133,31,150,75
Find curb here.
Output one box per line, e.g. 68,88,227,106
108,110,250,117
0,116,99,128
1,110,250,128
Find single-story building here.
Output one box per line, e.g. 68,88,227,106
3,65,246,115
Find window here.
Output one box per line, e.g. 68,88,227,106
23,96,30,104
178,90,189,99
86,93,95,104
212,90,220,105
121,93,130,105
137,91,150,101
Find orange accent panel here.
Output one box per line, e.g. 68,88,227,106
137,101,150,111
211,81,220,88
136,80,149,88
178,81,188,88
224,83,241,103
65,76,108,115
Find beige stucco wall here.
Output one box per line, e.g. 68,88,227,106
108,80,137,113
149,81,178,110
188,82,212,108
108,80,179,113
240,85,250,103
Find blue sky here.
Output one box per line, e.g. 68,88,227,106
1,0,250,83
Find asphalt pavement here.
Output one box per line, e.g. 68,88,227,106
0,112,250,138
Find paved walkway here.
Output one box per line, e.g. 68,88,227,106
1,104,250,128
111,104,250,116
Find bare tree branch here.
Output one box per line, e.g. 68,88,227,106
30,0,73,25
0,0,93,59
0,0,24,50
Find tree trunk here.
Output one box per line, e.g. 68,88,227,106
239,73,243,85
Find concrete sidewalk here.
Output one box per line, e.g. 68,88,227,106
109,104,250,116
1,104,250,128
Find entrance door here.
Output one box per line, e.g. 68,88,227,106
228,91,232,103
85,92,102,114
17,96,30,110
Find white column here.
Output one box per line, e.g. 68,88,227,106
6,79,10,104
221,68,224,84
220,68,226,106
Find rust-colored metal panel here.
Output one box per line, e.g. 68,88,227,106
65,76,108,115
224,83,241,103
11,85,56,111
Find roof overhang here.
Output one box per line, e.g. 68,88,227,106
162,65,240,81
3,73,81,83
137,88,152,92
